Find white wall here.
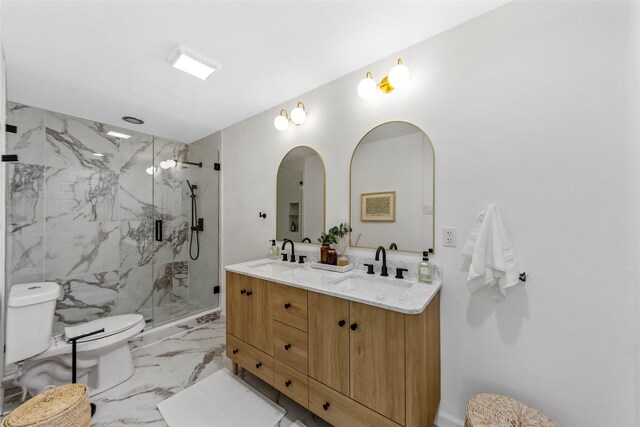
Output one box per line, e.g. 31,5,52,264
630,3,640,426
219,2,636,425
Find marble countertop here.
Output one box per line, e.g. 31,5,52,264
225,259,442,315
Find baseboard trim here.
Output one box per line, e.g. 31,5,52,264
436,410,465,427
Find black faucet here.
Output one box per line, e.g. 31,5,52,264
389,243,398,250
302,237,311,243
375,246,388,277
282,239,296,263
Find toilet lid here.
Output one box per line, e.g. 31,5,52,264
65,314,144,343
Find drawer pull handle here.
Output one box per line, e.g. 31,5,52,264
285,380,292,387
338,320,345,327
350,323,358,331
240,290,246,294
323,402,330,411
284,303,291,309
255,362,262,369
284,344,291,351
246,291,253,296
232,349,238,354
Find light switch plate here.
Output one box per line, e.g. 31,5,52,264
443,227,457,247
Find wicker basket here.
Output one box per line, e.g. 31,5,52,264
1,384,91,427
465,393,560,427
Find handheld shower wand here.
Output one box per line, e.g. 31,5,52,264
186,180,203,260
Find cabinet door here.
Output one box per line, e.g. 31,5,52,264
226,272,250,341
308,292,350,395
246,277,273,354
350,302,405,425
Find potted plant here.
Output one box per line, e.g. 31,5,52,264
329,223,352,266
317,231,336,264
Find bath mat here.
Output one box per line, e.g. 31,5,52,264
158,369,285,427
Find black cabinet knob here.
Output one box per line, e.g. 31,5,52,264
284,303,291,309
338,320,346,327
255,362,262,369
240,289,246,294
284,344,291,351
285,380,292,387
323,402,330,411
350,323,358,331
232,349,238,354
246,291,253,296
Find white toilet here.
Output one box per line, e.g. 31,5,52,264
6,282,146,398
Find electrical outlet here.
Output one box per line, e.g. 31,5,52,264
443,227,457,247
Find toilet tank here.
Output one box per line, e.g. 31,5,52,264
6,282,60,364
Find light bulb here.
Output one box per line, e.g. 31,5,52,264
146,166,158,176
274,113,289,131
290,105,307,125
388,61,410,89
357,74,377,99
160,159,177,169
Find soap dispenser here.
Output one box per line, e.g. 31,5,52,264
418,251,434,284
269,240,279,259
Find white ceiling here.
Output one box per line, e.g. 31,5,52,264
1,1,506,143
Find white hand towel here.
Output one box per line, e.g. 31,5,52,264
461,204,522,300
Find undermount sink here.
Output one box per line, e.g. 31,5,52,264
248,260,300,274
330,274,413,298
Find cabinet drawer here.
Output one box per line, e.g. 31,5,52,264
273,321,308,374
273,360,309,409
309,378,402,427
227,334,273,385
273,284,308,331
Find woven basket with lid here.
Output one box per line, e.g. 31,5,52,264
465,393,560,427
1,384,90,427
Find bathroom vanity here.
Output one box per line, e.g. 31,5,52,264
225,259,441,427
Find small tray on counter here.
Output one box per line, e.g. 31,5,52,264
310,261,354,273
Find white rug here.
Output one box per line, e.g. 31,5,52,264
158,369,286,427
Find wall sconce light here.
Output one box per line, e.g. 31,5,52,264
357,58,410,99
274,101,307,131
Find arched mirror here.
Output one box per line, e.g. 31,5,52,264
277,146,325,243
350,122,434,253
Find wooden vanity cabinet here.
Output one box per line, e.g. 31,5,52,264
308,292,350,395
226,272,273,354
349,301,406,425
226,271,441,427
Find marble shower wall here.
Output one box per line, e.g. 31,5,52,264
6,102,218,333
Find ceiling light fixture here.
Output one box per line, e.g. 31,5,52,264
357,58,411,99
146,166,158,176
273,101,307,131
168,45,221,81
106,130,132,139
122,116,144,125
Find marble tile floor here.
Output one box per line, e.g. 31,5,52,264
3,314,332,427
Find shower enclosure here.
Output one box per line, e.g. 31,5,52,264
4,102,220,338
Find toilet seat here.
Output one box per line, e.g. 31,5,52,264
28,314,145,361
65,314,144,343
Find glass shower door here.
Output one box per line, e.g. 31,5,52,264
152,138,219,326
